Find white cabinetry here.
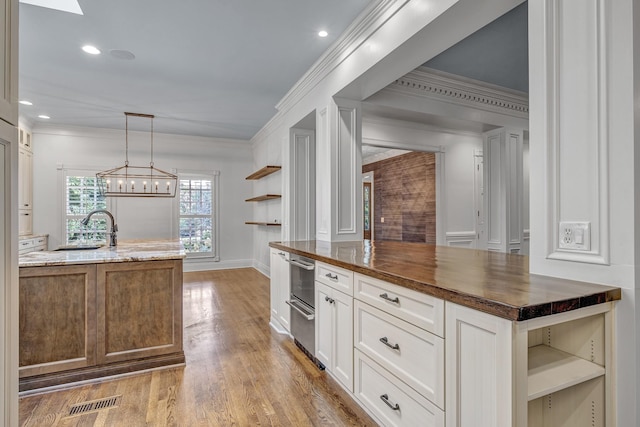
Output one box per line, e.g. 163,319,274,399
269,248,290,333
354,273,445,426
316,281,353,391
18,235,47,256
315,261,353,392
446,301,613,427
18,128,33,236
0,0,18,126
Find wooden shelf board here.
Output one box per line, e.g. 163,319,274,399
245,194,282,202
245,166,281,180
245,221,281,226
528,345,605,401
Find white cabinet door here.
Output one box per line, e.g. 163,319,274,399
269,249,290,332
445,302,513,427
315,281,332,369
332,286,352,389
18,147,32,210
0,0,18,125
315,280,353,392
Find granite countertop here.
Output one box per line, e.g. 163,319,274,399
19,233,49,240
19,239,186,267
269,240,621,321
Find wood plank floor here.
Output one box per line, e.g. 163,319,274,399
19,268,377,426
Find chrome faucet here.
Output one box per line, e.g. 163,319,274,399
81,209,118,247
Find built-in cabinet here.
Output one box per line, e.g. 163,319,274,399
19,259,185,391
307,261,614,427
18,235,47,255
315,261,354,392
245,166,281,226
353,273,445,426
269,248,290,332
0,0,18,126
446,301,613,427
18,127,33,236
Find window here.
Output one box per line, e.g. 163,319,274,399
65,175,108,244
178,173,219,258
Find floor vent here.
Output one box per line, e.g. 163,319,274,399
68,395,122,417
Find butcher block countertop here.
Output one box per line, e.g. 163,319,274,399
269,240,621,321
18,239,186,267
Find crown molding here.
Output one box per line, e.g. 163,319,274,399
387,66,529,118
252,0,409,144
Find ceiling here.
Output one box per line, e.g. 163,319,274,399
18,0,374,139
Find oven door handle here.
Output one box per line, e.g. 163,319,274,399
287,259,315,271
286,299,315,320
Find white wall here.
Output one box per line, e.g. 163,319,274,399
362,117,483,244
31,125,255,271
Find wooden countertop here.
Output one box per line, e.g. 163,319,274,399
269,240,621,321
19,239,186,267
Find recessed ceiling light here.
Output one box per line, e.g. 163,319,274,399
38,115,50,119
19,100,33,106
82,45,101,55
109,49,136,60
318,30,328,38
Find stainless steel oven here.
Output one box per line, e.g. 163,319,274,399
285,255,317,359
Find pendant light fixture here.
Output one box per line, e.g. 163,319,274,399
96,112,177,197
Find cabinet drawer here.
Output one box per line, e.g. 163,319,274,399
19,238,34,255
316,261,353,295
354,300,444,408
354,349,444,427
355,273,444,337
34,236,47,246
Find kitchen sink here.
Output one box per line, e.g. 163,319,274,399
54,245,103,251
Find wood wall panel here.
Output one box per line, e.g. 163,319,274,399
363,152,436,244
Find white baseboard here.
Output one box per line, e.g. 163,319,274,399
253,259,270,277
183,258,254,273
445,231,477,248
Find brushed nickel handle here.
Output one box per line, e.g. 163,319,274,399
379,293,399,303
285,300,315,320
287,259,315,270
325,273,338,280
379,336,400,350
380,394,400,411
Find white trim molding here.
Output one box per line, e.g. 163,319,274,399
445,231,477,249
543,0,610,266
387,66,529,118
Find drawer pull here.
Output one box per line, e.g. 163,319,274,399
380,394,400,411
324,296,335,304
379,293,399,304
325,273,338,280
379,336,400,350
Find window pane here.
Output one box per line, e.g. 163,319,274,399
179,178,214,255
65,175,107,244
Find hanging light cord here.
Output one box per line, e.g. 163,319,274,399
150,116,154,167
125,113,129,167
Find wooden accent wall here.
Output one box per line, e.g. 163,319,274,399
363,152,436,243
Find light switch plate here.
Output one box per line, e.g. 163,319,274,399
558,222,591,251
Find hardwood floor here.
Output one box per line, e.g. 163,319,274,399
19,268,377,426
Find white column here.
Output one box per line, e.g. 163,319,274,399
316,98,362,242
483,128,523,254
529,0,640,424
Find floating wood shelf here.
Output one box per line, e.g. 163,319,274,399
245,221,282,226
527,345,605,401
245,194,282,202
246,166,281,180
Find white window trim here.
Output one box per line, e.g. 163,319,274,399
58,165,115,245
174,170,220,261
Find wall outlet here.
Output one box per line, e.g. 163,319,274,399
558,222,591,251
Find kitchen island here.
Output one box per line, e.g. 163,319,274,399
270,240,621,427
18,239,186,392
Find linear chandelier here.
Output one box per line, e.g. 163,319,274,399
96,112,177,198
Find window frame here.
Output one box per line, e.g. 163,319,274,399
60,167,114,246
175,171,220,261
